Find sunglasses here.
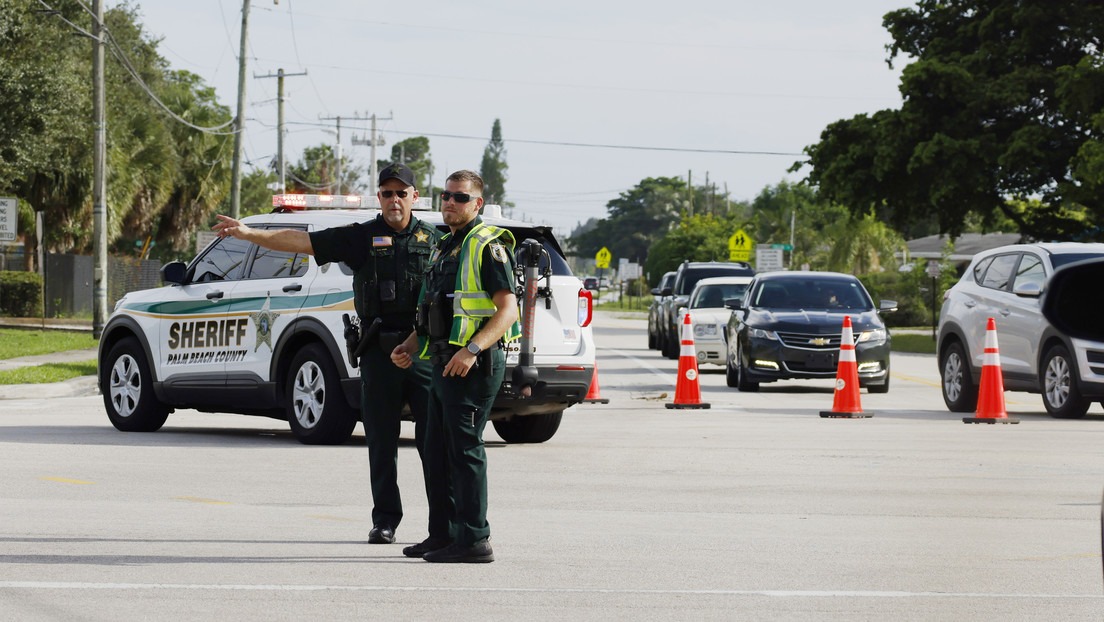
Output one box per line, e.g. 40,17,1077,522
440,191,477,204
380,189,409,199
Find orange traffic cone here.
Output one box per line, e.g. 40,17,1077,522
583,363,609,404
819,315,871,418
964,318,1019,424
666,312,710,410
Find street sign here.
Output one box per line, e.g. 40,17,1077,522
769,243,793,251
728,229,752,262
595,247,612,269
0,197,17,242
756,248,784,272
926,260,942,278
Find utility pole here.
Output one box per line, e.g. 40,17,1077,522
686,170,693,217
255,68,307,193
229,0,250,218
350,112,392,195
91,0,107,338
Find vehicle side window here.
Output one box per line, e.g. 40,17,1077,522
1012,253,1045,291
979,254,1019,291
248,226,309,279
191,236,250,283
972,256,995,284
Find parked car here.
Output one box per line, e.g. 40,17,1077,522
98,197,596,445
648,271,676,350
583,276,599,291
725,271,895,392
686,276,753,367
659,261,755,359
937,243,1104,417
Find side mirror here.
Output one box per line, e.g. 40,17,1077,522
879,299,898,313
1012,282,1043,298
650,287,661,296
659,287,673,297
160,261,187,285
723,297,744,310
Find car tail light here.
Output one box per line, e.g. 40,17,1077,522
578,288,593,327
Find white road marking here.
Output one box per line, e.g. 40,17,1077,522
0,581,1100,599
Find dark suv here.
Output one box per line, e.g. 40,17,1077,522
658,261,754,359
648,271,676,350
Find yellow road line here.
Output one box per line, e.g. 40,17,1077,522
39,477,94,485
173,496,232,505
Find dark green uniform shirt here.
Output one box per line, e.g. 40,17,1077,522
423,216,517,338
310,214,442,331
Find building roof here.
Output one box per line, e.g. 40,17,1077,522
904,232,1024,262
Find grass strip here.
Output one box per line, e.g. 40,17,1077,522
0,360,98,385
0,329,96,360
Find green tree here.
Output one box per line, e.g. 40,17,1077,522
799,0,1104,240
480,119,509,208
569,176,687,266
643,214,732,281
378,136,433,193
287,144,361,194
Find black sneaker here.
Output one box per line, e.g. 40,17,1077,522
367,525,395,544
422,538,494,563
402,536,451,558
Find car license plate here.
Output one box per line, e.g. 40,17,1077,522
505,341,521,365
806,351,836,370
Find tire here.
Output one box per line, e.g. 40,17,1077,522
648,321,657,350
1041,344,1090,419
492,411,563,444
940,341,977,413
867,376,890,394
286,343,358,445
101,337,170,432
734,342,759,392
725,351,739,388
662,327,679,359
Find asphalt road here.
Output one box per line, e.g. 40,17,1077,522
1,313,1101,620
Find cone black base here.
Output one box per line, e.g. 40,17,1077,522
583,397,610,404
819,411,873,418
666,403,711,409
962,417,1019,424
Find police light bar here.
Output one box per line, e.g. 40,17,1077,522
271,194,434,211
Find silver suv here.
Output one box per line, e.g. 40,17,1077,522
937,243,1104,417
98,198,596,445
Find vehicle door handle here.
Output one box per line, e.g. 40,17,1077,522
964,301,976,308
282,283,302,292
999,308,1011,316
206,291,224,300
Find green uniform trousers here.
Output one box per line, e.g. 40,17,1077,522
359,346,432,528
424,348,505,546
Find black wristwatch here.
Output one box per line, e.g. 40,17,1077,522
466,341,482,356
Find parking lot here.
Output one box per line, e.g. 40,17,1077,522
0,313,1101,620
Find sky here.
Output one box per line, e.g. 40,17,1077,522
120,1,910,238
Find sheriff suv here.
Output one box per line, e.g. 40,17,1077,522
98,195,596,445
937,242,1104,418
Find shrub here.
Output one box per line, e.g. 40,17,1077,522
0,271,43,317
859,268,933,328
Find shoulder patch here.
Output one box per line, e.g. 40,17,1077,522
490,243,509,263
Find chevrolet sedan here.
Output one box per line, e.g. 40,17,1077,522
725,272,895,392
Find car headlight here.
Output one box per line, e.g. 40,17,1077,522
694,324,718,338
748,327,778,341
856,328,887,344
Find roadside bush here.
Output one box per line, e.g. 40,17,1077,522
0,271,44,317
859,269,931,328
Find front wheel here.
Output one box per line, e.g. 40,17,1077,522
101,337,169,432
492,411,563,444
734,342,759,392
1041,344,1090,419
286,343,358,445
940,342,977,413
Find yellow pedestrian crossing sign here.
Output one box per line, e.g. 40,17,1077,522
728,230,752,262
595,247,612,269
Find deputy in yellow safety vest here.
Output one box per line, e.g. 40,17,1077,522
391,169,519,563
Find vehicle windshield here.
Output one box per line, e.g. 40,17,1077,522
751,279,873,311
690,283,749,309
677,266,752,295
1049,252,1104,269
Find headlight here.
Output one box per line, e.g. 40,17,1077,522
748,327,778,341
694,324,718,338
856,328,887,344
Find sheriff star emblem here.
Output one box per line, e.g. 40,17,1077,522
414,230,429,243
449,247,461,258
250,296,281,352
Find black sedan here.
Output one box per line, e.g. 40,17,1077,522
724,272,895,393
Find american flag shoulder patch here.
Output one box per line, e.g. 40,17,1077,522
372,236,393,247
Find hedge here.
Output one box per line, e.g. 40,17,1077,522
0,271,44,317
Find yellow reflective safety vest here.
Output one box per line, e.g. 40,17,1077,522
448,223,522,347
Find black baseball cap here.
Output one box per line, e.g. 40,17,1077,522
378,163,415,188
